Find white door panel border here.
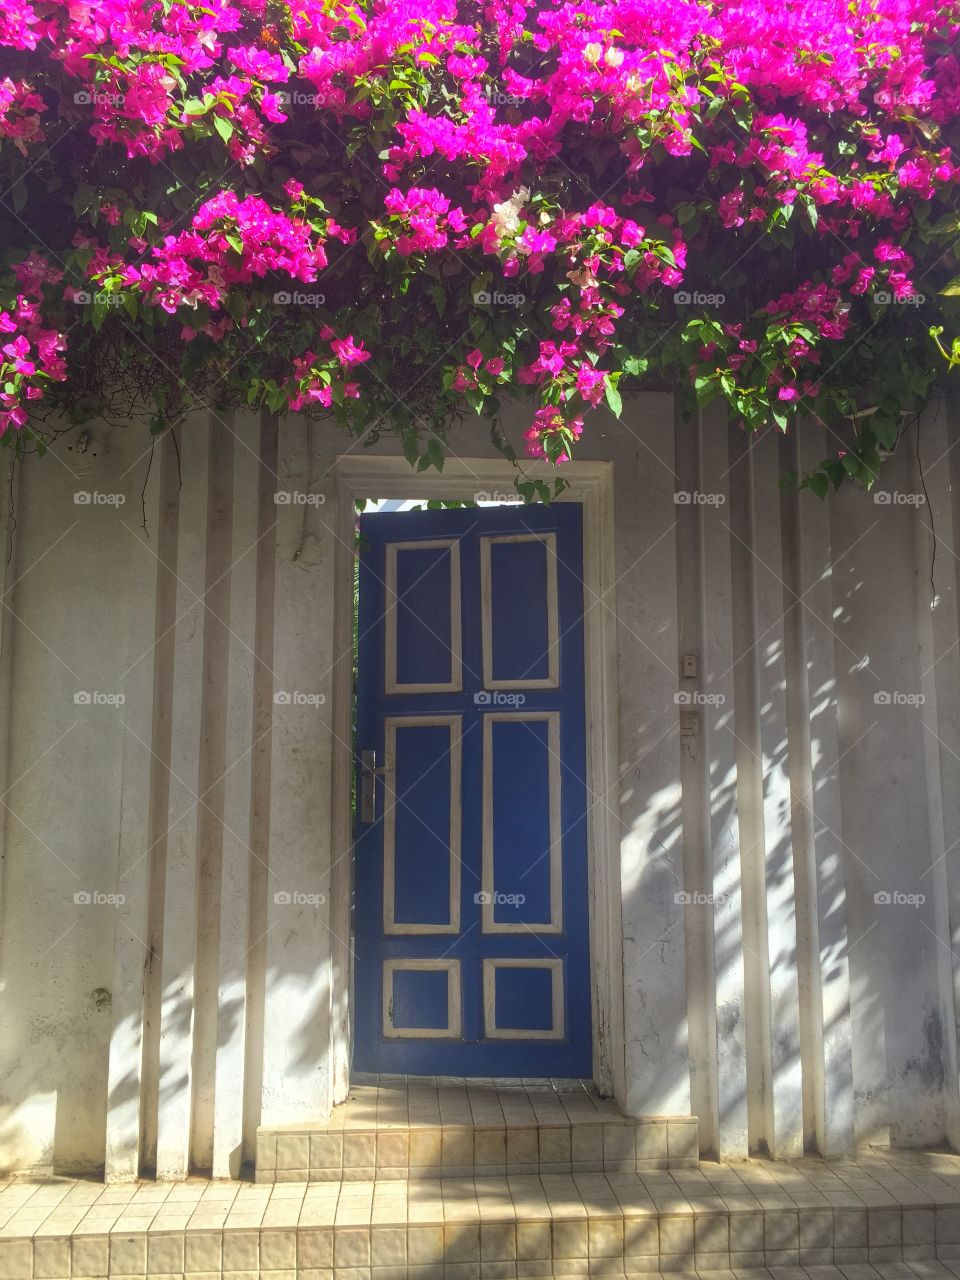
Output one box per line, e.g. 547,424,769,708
481,711,563,935
383,958,462,1039
479,532,560,689
382,715,463,936
482,958,565,1040
384,538,463,694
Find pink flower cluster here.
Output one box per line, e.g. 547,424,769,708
450,348,507,392
0,78,44,155
0,255,67,437
524,408,584,462
86,190,354,325
0,0,956,459
381,188,469,255
289,328,371,411
689,237,926,414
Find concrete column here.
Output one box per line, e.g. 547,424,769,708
187,416,234,1175
211,413,265,1177
0,453,18,952
699,408,749,1160
260,419,336,1127
104,434,170,1180
615,395,690,1119
674,405,748,1158
732,427,803,1157
0,457,19,1161
154,416,212,1179
912,399,960,1149
675,409,717,1151
241,416,278,1157
725,426,775,1155
780,426,855,1156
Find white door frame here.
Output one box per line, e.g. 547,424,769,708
330,455,625,1104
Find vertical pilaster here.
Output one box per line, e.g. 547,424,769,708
699,408,749,1160
913,400,960,1149
154,416,212,1179
104,435,170,1180
211,413,265,1177
782,426,854,1156
615,399,688,1119
675,407,718,1153
745,428,803,1156
260,419,336,1127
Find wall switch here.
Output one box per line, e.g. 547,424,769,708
679,709,699,737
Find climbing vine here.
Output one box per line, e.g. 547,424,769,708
1,0,960,493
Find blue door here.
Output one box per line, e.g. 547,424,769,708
353,502,592,1076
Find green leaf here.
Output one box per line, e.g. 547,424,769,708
604,378,622,418
803,471,829,499
872,414,900,449
930,212,960,235
73,183,96,219
429,281,446,315
401,431,419,467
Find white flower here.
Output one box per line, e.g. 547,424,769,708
491,186,530,239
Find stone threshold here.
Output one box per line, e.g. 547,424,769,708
4,1151,960,1278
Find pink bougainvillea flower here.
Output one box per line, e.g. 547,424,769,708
331,336,371,367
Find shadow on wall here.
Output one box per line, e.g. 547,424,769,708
0,414,340,1178
0,408,958,1176
616,412,954,1158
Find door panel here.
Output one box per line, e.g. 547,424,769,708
354,502,591,1077
482,713,561,933
480,533,559,686
383,716,461,935
385,540,462,693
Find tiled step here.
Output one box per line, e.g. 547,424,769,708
7,1155,960,1279
255,1077,699,1183
255,1115,700,1184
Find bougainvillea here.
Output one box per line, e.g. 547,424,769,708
1,0,959,492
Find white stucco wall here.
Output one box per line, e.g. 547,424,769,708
0,393,958,1176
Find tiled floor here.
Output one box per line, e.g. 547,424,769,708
4,1151,960,1277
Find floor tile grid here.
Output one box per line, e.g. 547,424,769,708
8,1215,960,1279
8,1180,960,1233
7,1157,960,1247
256,1129,699,1185
3,1220,960,1274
